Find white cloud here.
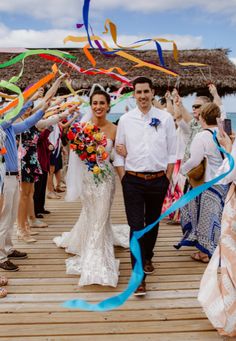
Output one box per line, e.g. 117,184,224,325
230,57,236,65
1,0,236,19
0,0,81,18
0,0,236,19
0,22,203,49
0,24,78,48
93,0,236,15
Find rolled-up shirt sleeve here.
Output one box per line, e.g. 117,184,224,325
113,117,126,167
166,116,177,164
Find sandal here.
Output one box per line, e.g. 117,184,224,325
191,252,209,263
0,287,7,298
0,276,8,286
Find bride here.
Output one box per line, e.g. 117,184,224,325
53,90,128,287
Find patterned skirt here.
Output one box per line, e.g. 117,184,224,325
175,184,229,257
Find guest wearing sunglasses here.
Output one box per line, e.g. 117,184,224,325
172,84,226,165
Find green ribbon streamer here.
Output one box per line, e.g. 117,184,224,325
110,91,133,108
0,49,76,124
0,49,76,69
0,80,24,124
8,59,25,84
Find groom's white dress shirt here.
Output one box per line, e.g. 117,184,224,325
114,106,177,172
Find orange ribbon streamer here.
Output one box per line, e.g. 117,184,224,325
0,64,58,117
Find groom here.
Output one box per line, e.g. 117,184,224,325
114,76,177,296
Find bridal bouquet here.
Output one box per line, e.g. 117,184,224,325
67,121,112,184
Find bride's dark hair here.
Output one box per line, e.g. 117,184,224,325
89,90,111,106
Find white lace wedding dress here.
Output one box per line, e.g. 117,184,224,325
53,139,129,287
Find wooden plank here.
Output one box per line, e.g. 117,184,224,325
1,289,199,303
0,298,202,313
0,320,218,337
0,331,224,341
0,179,223,340
7,282,200,293
0,308,207,324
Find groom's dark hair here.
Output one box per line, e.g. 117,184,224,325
132,76,153,90
89,90,111,106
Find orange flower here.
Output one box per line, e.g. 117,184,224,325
78,143,85,150
0,147,7,155
70,144,77,151
83,127,91,135
102,152,109,160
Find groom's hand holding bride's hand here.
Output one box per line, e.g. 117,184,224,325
115,144,127,181
116,144,127,157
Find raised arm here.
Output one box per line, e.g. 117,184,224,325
208,84,226,119
0,101,33,130
32,74,68,113
165,91,175,116
172,88,192,123
208,84,222,107
13,101,49,134
58,106,81,129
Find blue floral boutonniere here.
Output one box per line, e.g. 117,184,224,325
149,118,161,131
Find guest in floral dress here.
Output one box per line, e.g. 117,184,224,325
17,105,45,243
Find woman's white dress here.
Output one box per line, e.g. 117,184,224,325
53,139,129,287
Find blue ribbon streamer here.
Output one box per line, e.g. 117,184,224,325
132,38,165,67
82,0,94,48
63,131,234,311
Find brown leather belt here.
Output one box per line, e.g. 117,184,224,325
5,171,19,176
126,171,165,180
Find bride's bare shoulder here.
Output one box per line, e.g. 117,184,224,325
107,122,116,140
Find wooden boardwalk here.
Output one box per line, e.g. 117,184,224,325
0,179,230,340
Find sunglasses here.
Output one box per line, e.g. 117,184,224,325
192,104,202,109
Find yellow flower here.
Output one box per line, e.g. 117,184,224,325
87,145,95,153
94,133,103,141
93,166,101,174
86,122,94,130
97,145,105,154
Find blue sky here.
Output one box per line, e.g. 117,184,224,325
1,0,236,110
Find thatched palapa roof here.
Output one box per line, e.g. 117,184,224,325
0,48,236,97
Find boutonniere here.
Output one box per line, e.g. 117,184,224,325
149,118,161,131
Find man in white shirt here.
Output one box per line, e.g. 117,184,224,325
114,77,177,296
